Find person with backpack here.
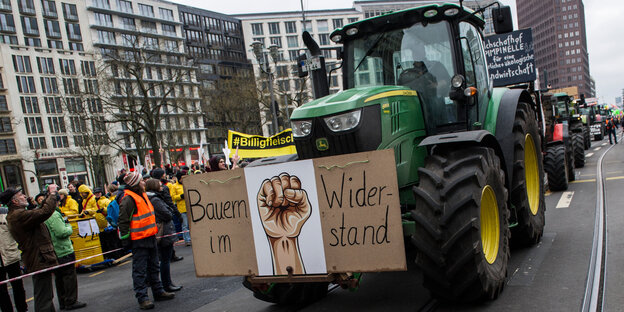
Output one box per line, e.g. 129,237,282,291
145,179,182,293
118,172,175,310
607,117,618,144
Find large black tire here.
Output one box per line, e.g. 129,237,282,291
509,102,546,246
583,127,591,149
412,146,509,302
544,145,568,191
243,279,328,306
567,144,576,181
572,133,585,168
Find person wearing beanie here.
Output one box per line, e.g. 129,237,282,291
170,172,190,246
4,185,59,311
118,172,174,309
59,189,79,216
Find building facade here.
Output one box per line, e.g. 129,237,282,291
517,0,593,97
0,0,115,195
176,4,254,155
87,0,207,169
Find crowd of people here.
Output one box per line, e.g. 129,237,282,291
0,154,241,311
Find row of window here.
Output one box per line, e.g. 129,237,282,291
24,115,105,135
250,18,358,36
12,55,95,77
17,0,78,21
27,135,68,149
180,11,240,34
92,0,174,22
15,75,99,95
94,13,178,36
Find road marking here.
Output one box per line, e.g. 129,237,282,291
89,271,105,277
556,191,574,208
26,297,33,303
594,147,601,151
602,142,608,146
606,176,624,181
586,152,594,157
571,179,596,184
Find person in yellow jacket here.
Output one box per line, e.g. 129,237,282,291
78,185,107,231
170,172,190,245
58,189,79,216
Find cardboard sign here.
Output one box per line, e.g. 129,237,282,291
184,149,406,277
484,28,536,87
227,129,296,159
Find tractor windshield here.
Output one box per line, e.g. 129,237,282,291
555,97,570,117
344,21,456,123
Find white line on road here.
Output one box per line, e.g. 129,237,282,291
586,152,594,157
594,147,602,151
556,191,574,209
601,142,608,146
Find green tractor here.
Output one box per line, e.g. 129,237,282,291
541,92,577,191
246,3,546,303
580,103,603,141
553,93,585,168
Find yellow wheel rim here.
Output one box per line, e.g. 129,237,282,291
524,134,540,215
481,185,500,264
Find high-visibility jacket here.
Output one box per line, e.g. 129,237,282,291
125,191,158,240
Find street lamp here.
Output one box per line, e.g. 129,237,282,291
251,41,280,135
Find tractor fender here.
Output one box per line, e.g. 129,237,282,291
419,130,506,185
494,88,535,189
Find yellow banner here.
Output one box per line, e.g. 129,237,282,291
228,129,297,159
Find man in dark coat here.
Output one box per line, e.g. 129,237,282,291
151,168,183,262
3,185,59,312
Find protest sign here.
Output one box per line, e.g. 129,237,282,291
184,149,406,277
484,28,536,87
228,129,296,159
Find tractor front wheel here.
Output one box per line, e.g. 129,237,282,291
544,145,568,191
583,127,591,149
573,133,585,168
412,146,509,302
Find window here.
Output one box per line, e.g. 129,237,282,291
251,23,263,36
143,36,158,48
285,21,296,33
163,39,177,51
18,0,35,14
23,37,41,47
270,36,281,48
65,23,81,41
268,22,280,34
44,97,62,114
117,0,132,13
162,24,175,36
0,139,16,154
303,20,312,32
24,116,44,134
48,116,66,133
87,98,102,113
21,16,39,36
59,59,76,75
289,49,299,61
0,13,15,33
81,61,96,77
51,136,69,148
62,3,78,21
70,116,86,132
0,117,12,133
92,0,110,9
44,20,61,38
332,18,343,29
138,4,154,17
29,137,46,149
84,79,98,94
142,20,157,34
347,17,359,23
63,78,79,94
94,13,113,27
287,35,298,48
68,42,83,51
318,34,329,46
20,96,39,113
317,20,328,32
159,8,173,21
97,30,115,44
12,55,32,73
0,95,6,111
16,76,36,93
40,77,58,94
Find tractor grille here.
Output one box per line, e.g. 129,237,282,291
295,105,381,160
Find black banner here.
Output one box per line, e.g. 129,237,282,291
484,29,536,87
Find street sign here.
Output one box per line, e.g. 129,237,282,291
484,28,536,87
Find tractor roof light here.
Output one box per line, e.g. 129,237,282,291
345,27,359,36
444,8,459,16
331,34,342,42
451,74,465,88
424,9,438,18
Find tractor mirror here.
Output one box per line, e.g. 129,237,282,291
493,6,513,34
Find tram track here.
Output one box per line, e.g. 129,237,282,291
581,140,614,312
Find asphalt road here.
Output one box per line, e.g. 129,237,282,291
12,136,624,312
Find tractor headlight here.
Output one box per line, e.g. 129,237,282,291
324,109,362,132
291,120,313,137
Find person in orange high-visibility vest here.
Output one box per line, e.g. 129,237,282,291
118,172,175,310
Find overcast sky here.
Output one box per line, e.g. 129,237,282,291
174,0,621,104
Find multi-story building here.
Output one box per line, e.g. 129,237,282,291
176,4,254,155
0,0,115,195
86,0,206,168
517,0,593,97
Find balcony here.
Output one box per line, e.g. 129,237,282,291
43,10,58,19
23,28,39,36
68,33,82,41
64,13,79,22
46,30,61,39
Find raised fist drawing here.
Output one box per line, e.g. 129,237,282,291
257,173,311,275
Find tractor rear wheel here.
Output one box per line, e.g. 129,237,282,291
573,133,585,168
544,145,568,191
583,127,591,149
412,146,509,302
510,102,545,246
567,144,576,181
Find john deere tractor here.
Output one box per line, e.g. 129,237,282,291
245,3,546,304
553,93,585,168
